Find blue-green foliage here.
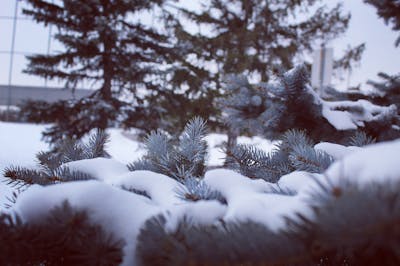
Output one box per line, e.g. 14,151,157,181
367,72,400,109
137,178,400,266
217,74,272,135
0,201,124,265
129,117,221,203
175,177,226,204
226,129,334,182
3,129,110,189
128,117,208,180
219,65,329,141
349,131,376,147
219,65,400,143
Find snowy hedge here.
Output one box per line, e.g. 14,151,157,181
1,123,400,265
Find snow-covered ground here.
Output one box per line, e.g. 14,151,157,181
0,121,275,208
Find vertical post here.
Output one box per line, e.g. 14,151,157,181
6,0,19,121
319,43,326,97
45,21,53,87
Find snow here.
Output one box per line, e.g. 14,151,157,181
65,158,129,182
204,169,311,231
324,139,400,186
314,142,361,160
0,122,49,209
13,180,160,266
277,171,320,192
0,122,49,170
321,104,359,130
204,169,273,196
304,84,398,131
205,133,277,166
113,170,182,207
321,99,398,131
163,200,227,232
205,133,227,166
106,128,146,164
2,121,400,265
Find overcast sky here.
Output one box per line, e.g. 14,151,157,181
0,0,399,91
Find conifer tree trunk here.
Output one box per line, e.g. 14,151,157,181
101,40,112,102
225,127,239,166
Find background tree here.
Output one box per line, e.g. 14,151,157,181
364,0,400,47
165,0,364,145
360,0,400,110
218,65,400,145
22,0,171,142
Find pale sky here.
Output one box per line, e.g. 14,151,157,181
0,0,399,91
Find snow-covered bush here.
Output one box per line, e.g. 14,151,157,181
2,77,400,266
1,120,400,265
225,129,335,182
4,129,110,189
137,175,400,266
0,200,124,265
218,65,400,143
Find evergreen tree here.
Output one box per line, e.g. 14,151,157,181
361,1,400,111
367,72,400,109
22,0,172,142
218,65,400,145
364,0,400,47
166,0,365,143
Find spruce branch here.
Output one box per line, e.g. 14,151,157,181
3,166,48,187
348,131,376,147
120,185,152,200
3,130,106,188
84,129,111,159
225,144,286,182
289,144,334,173
175,177,226,204
129,117,208,181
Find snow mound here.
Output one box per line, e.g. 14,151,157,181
314,142,361,160
277,171,320,192
13,180,160,266
324,139,400,186
3,121,400,265
113,170,182,207
65,157,129,182
163,200,227,232
204,169,311,231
